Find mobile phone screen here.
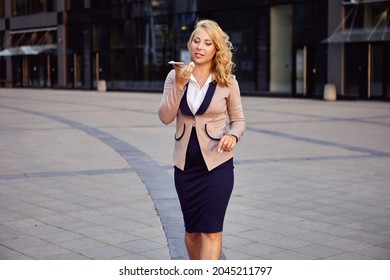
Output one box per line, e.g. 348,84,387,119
168,61,185,65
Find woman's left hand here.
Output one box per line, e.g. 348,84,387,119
217,135,238,153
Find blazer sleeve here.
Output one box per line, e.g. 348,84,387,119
158,70,186,125
226,76,246,141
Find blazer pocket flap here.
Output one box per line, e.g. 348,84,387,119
175,124,186,141
205,123,225,141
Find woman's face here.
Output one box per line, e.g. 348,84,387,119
189,27,216,67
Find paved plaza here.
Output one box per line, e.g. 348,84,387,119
0,88,389,260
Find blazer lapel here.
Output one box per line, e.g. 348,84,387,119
179,84,194,117
179,81,217,117
196,82,217,115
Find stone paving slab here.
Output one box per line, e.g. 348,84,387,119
0,88,389,260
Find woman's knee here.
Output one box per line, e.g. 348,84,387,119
185,232,201,241
201,232,222,241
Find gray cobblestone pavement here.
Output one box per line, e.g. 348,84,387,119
0,88,389,260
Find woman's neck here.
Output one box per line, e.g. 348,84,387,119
193,63,212,87
193,62,211,74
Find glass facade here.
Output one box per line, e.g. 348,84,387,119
66,1,177,90
63,0,328,95
195,5,257,92
0,0,388,99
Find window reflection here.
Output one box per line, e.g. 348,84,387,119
12,0,54,16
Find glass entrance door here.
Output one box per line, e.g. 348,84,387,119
345,43,388,100
369,44,381,98
344,43,368,98
369,44,387,99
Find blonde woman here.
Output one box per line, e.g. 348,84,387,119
158,19,245,260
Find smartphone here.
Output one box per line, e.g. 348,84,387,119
168,61,185,65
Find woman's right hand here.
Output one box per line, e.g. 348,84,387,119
174,62,195,90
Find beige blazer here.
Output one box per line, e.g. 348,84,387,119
158,70,246,171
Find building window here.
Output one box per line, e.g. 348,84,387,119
67,0,138,10
197,8,257,92
0,0,4,17
11,30,56,47
345,1,390,29
12,0,54,16
364,2,389,28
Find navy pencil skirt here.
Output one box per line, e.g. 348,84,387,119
174,127,234,233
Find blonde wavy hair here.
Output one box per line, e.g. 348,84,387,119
187,19,235,87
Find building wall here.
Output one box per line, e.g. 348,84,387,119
1,0,388,99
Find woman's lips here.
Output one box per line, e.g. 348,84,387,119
194,52,203,58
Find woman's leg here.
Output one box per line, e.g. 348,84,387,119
200,232,222,260
185,232,202,260
185,231,223,260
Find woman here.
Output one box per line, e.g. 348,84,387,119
158,19,245,260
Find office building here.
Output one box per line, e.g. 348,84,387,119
0,0,389,99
